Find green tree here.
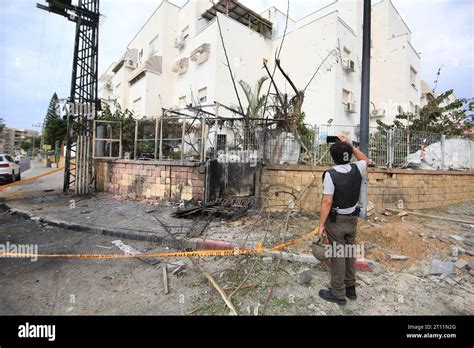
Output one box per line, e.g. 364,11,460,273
0,117,5,133
20,141,33,152
377,90,472,135
238,76,268,127
43,93,67,147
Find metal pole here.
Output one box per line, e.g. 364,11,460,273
159,111,164,160
181,116,186,162
359,0,371,220
134,120,138,160
440,134,446,170
154,116,159,160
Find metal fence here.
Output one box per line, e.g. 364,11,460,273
93,114,473,170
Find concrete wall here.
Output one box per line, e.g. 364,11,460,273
260,165,474,212
95,159,205,201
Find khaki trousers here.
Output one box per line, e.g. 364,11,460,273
325,215,358,299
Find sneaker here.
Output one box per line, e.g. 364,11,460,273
346,285,357,300
318,289,346,305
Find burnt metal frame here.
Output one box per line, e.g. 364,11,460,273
37,0,100,194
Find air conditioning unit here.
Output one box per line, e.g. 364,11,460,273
174,37,185,49
370,109,386,118
342,58,355,72
125,59,137,69
347,102,357,113
191,51,210,64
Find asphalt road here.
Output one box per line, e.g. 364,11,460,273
0,208,205,315
19,156,31,174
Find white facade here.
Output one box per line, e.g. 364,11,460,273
370,0,421,126
99,0,422,132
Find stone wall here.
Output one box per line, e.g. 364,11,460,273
95,159,205,201
260,165,474,212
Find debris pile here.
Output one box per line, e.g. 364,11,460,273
172,197,256,220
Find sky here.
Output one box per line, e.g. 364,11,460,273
0,0,472,129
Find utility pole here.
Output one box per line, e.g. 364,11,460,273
37,0,100,195
359,0,371,219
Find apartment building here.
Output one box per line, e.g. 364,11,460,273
370,0,421,126
99,0,422,133
0,128,39,155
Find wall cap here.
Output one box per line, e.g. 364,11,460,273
264,164,474,176
95,159,202,167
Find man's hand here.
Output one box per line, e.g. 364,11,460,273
319,225,326,237
337,133,352,145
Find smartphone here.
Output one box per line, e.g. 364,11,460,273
326,136,340,143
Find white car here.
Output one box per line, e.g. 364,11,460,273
0,154,21,184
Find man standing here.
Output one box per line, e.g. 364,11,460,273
318,134,369,305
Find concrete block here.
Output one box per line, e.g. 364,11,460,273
454,259,468,270
450,235,465,243
429,260,454,276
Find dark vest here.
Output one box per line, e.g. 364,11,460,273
323,164,362,209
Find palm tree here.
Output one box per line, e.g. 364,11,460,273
238,76,268,127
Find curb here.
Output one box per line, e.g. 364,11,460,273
0,202,374,271
0,202,243,252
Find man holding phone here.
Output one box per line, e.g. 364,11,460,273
318,134,369,305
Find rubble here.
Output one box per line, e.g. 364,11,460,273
172,197,255,219
460,223,474,230
463,239,474,247
449,246,465,256
454,259,468,270
429,260,454,276
297,269,312,285
450,235,465,243
385,253,409,260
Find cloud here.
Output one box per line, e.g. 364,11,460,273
392,0,474,97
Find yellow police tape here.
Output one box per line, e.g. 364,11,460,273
0,167,65,191
0,229,320,260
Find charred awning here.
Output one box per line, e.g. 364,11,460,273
202,0,272,39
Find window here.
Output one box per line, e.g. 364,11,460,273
342,89,351,105
410,66,417,88
139,49,143,61
149,34,159,56
198,87,207,103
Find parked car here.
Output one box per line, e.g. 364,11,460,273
0,154,21,184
